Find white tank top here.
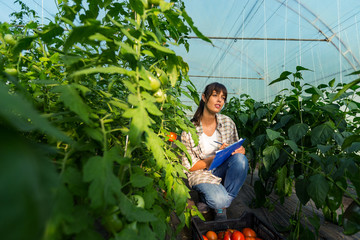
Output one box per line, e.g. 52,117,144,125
200,130,220,159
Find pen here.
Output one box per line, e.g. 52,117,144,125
213,140,223,145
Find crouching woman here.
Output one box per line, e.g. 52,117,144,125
181,82,249,220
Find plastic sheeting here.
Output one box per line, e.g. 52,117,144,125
174,0,360,104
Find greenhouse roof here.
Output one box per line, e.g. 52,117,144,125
1,0,359,105
173,0,360,105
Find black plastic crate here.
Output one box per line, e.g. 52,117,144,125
191,212,284,240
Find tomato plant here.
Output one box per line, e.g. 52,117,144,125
0,0,210,240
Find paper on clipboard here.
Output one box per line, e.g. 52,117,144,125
208,138,245,170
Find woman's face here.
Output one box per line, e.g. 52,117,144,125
203,90,226,114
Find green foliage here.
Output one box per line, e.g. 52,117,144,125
222,66,360,237
0,0,205,239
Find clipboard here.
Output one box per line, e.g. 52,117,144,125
208,138,245,170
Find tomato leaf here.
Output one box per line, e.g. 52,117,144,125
63,206,93,234
310,123,334,146
288,123,309,142
64,25,105,52
326,182,343,211
263,146,279,171
296,66,311,72
332,78,360,101
285,139,299,153
118,193,157,222
144,100,163,116
12,36,37,56
62,167,87,197
83,149,122,208
130,174,153,188
71,66,136,77
143,186,158,209
343,201,360,235
52,85,91,124
181,9,211,44
0,83,72,143
266,129,281,141
115,40,137,56
167,55,179,87
0,127,58,240
83,127,103,143
145,41,175,54
39,25,64,43
256,108,268,119
173,179,189,215
342,134,360,150
295,178,310,205
269,71,292,86
146,131,166,168
307,174,329,208
129,0,144,15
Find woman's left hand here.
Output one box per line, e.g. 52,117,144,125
232,146,245,155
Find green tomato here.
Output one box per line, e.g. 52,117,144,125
153,89,166,103
131,195,145,208
4,34,16,45
149,75,161,91
4,68,18,76
155,68,168,85
103,213,123,233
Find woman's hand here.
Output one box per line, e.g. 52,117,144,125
219,143,229,150
232,146,245,155
189,156,215,171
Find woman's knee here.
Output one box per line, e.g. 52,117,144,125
230,153,248,170
206,193,232,209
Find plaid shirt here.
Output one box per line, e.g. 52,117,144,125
181,113,239,188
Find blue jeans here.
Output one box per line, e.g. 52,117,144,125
192,153,249,209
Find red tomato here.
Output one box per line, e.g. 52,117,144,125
205,230,218,240
218,231,225,240
242,228,256,238
231,230,245,240
223,231,232,240
167,132,177,142
202,235,209,240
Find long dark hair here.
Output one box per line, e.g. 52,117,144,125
191,82,227,126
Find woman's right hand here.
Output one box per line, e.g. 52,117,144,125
219,143,229,150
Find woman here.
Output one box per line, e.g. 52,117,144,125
181,82,249,220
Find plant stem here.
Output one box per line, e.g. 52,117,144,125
100,117,108,151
